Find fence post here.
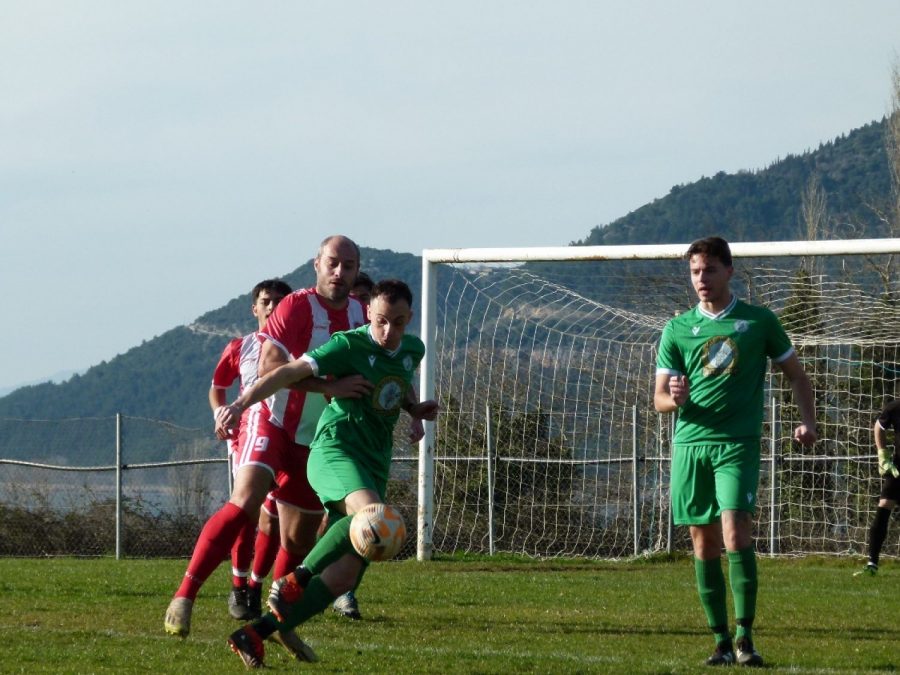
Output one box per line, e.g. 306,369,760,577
769,397,779,554
116,413,122,560
486,404,495,555
632,405,639,556
666,411,674,554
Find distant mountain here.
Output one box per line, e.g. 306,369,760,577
0,119,894,463
578,119,891,246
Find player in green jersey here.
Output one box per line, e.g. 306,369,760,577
217,278,438,668
655,237,817,668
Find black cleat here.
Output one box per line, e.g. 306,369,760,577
735,637,764,667
228,625,266,669
705,640,736,666
228,586,251,620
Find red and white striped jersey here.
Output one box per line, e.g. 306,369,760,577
211,332,264,392
259,287,367,444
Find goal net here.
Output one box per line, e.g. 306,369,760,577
416,240,900,559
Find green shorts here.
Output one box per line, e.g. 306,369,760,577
306,443,389,511
671,441,760,526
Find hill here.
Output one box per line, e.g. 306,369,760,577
0,119,895,462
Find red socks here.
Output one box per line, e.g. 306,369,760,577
176,502,251,600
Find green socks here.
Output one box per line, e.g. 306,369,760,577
302,514,357,574
727,547,757,641
281,575,339,630
694,556,729,644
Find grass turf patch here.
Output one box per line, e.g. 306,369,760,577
1,555,896,673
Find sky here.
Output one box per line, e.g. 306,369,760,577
2,2,899,394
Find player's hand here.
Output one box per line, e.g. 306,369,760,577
668,375,689,407
409,400,439,421
214,404,242,439
325,375,372,399
793,424,817,447
409,417,425,443
878,447,900,477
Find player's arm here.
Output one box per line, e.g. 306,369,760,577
654,372,688,412
293,374,372,398
404,387,426,442
217,359,315,434
239,358,314,410
776,353,817,446
209,386,227,414
874,420,888,451
209,386,231,440
258,339,290,378
209,338,240,437
402,387,439,422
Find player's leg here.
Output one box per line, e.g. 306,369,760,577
164,463,272,637
261,491,377,631
229,551,363,667
251,440,324,662
270,443,325,578
690,524,733,665
228,518,255,620
672,444,733,665
272,502,321,577
716,442,763,667
247,495,280,618
318,511,363,619
858,480,900,575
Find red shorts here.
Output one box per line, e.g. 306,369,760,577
261,492,278,518
233,407,323,513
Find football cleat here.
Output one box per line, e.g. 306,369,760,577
246,585,263,619
267,572,304,622
163,597,193,638
853,562,878,577
705,641,735,667
269,629,318,662
735,637,764,667
332,590,362,620
228,625,266,669
228,586,251,620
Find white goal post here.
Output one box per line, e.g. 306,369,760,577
416,238,900,561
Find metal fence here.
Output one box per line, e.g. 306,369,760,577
0,408,888,561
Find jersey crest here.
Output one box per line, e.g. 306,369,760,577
373,376,405,415
702,336,739,377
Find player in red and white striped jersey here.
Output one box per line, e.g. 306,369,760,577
166,236,370,662
209,279,291,621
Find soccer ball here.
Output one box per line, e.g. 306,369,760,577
349,503,407,562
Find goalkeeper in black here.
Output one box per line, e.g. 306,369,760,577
857,399,900,576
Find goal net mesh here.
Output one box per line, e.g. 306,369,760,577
429,253,900,558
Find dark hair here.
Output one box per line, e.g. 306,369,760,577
685,236,732,267
353,271,374,291
252,279,292,301
372,278,413,306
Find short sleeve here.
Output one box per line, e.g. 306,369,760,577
655,321,683,375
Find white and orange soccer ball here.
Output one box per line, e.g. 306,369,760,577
349,503,407,562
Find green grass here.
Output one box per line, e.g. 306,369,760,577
2,554,896,673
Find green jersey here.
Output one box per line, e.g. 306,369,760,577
302,325,425,479
656,297,793,444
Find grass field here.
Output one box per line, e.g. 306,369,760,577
3,553,896,673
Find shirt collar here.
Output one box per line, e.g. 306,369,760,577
697,295,737,320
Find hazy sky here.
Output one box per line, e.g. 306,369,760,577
2,2,899,394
